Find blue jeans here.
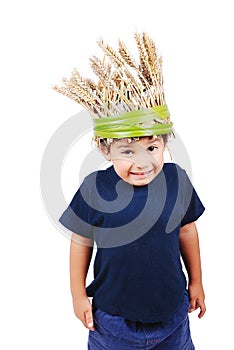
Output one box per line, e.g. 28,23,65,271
88,290,195,350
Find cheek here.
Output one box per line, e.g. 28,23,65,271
152,152,165,167
112,159,133,178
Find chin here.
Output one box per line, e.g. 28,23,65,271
129,178,152,186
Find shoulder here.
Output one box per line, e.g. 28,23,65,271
81,166,115,192
81,166,119,202
163,163,192,189
83,166,113,184
163,162,186,177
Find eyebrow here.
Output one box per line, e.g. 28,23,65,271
115,138,162,148
148,138,162,144
115,144,134,149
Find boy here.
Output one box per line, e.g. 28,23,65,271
55,33,206,349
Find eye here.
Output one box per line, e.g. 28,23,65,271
122,150,133,155
147,146,158,152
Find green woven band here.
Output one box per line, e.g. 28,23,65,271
93,105,173,138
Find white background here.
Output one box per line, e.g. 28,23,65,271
1,0,233,348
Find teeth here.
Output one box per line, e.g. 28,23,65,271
132,170,152,175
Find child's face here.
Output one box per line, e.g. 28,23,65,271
103,137,166,186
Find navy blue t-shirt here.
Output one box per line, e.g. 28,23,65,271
59,163,205,323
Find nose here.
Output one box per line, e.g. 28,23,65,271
134,153,148,169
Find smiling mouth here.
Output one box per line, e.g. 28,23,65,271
130,169,154,176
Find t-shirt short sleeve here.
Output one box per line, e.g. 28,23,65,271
180,170,205,227
59,180,94,239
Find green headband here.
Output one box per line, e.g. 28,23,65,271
93,105,173,138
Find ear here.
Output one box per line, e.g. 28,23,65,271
99,144,111,161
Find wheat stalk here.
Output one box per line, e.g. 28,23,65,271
97,40,139,104
118,39,139,70
118,38,158,107
89,55,112,85
54,32,167,117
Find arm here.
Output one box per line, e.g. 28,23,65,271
70,233,95,330
179,222,206,318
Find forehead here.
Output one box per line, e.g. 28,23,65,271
113,137,163,148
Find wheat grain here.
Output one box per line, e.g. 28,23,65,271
54,32,167,118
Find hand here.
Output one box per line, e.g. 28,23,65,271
188,283,206,318
72,296,95,331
